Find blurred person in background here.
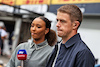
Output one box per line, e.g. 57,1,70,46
0,21,7,56
46,4,95,67
6,16,57,67
2,27,11,58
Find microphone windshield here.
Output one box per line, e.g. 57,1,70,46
17,49,27,60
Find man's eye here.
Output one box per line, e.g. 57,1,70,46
61,20,65,22
56,19,58,22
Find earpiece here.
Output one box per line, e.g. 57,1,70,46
73,21,80,29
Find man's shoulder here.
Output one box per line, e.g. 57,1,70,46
0,29,7,34
0,29,3,32
0,29,5,32
74,40,93,55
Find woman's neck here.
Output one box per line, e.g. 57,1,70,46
33,39,45,44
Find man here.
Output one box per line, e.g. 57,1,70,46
0,21,7,55
46,4,95,67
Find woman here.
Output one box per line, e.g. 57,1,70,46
6,16,57,67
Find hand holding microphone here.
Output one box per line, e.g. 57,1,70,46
17,49,27,67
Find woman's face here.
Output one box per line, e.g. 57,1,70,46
30,18,49,40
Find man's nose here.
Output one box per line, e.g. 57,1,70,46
56,21,61,27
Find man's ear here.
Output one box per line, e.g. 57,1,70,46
45,28,49,35
72,21,80,30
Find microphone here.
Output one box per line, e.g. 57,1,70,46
17,49,27,67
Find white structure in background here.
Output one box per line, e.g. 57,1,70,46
12,18,22,51
0,5,14,13
80,8,85,13
44,12,61,42
20,4,48,14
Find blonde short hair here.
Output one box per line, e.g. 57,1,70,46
57,4,83,24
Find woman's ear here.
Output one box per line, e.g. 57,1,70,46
45,28,49,35
72,21,80,30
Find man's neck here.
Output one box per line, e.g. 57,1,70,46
62,33,77,44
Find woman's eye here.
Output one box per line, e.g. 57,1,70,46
31,25,34,27
38,27,41,28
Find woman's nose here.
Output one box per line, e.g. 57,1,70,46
32,26,36,31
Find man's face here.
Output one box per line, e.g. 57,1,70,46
56,12,73,38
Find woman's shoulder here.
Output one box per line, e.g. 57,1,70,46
16,42,30,49
47,44,54,49
45,44,54,52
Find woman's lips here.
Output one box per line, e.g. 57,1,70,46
31,33,36,35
